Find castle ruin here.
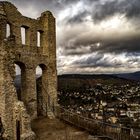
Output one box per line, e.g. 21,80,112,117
0,1,57,139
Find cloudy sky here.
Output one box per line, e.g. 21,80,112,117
4,0,140,74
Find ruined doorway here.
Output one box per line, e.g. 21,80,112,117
16,120,20,140
36,64,48,117
14,64,21,100
14,62,26,101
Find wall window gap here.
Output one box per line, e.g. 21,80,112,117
37,30,43,47
37,31,41,47
6,23,11,38
21,27,26,45
21,26,29,45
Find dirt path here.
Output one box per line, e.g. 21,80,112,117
32,117,89,140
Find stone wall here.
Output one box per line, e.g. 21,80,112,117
0,1,57,139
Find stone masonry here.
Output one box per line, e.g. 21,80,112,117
0,1,57,140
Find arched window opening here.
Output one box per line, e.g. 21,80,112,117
14,62,26,101
36,66,42,76
37,30,43,47
36,64,47,117
6,23,11,38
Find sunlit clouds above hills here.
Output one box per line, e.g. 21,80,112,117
6,0,140,74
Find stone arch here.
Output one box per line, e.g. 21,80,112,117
14,61,37,119
14,61,26,101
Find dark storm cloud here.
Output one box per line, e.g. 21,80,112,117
126,52,140,57
62,0,140,24
62,32,140,56
60,0,80,4
88,38,140,54
93,0,121,22
56,0,140,55
92,0,140,22
67,11,89,24
98,40,140,54
122,0,140,19
72,54,123,69
61,0,99,5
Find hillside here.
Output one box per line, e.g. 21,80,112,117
116,71,140,81
58,74,135,91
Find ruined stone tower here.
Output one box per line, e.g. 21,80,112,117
0,1,57,139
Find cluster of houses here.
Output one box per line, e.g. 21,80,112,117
58,83,140,130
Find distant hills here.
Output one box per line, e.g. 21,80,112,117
58,73,137,91
58,71,140,82
115,71,140,81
